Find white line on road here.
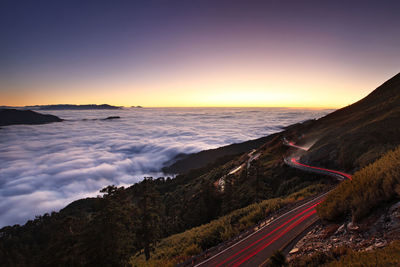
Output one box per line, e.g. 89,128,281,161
194,191,330,267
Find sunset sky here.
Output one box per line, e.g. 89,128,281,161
1,0,400,108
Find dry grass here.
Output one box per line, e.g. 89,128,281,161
317,145,400,222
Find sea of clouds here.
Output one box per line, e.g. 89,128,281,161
0,107,331,227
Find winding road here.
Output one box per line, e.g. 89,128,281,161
193,139,352,267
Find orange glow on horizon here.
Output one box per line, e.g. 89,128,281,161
1,57,385,109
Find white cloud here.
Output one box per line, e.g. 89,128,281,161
0,108,330,227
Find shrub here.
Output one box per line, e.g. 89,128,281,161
327,241,400,266
317,145,400,222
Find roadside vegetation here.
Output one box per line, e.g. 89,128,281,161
317,145,400,222
131,184,327,266
291,241,400,267
326,241,400,266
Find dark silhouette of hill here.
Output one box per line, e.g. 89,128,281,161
299,73,400,171
26,104,121,110
0,109,63,126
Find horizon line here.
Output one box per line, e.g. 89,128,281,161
1,104,341,109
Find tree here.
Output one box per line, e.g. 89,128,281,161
100,185,119,197
80,185,136,266
135,177,162,261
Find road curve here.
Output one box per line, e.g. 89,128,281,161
194,193,326,267
283,139,352,181
193,139,351,267
282,137,309,151
286,157,352,181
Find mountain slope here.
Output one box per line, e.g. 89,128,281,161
165,73,400,175
298,73,400,171
163,135,273,174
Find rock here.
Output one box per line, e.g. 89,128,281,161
347,222,359,231
365,245,374,251
334,224,346,235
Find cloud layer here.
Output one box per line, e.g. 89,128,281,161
0,107,330,227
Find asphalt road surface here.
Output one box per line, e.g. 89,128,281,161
193,139,352,266
195,193,325,267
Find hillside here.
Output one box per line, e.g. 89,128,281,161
299,73,400,171
163,135,273,174
165,73,400,175
317,144,400,222
1,73,399,266
0,109,63,126
286,73,400,266
288,146,400,266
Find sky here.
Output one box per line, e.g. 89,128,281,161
1,0,400,108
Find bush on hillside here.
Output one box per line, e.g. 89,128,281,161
291,241,400,267
317,145,400,222
327,241,400,267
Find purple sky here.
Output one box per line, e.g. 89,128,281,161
1,0,399,107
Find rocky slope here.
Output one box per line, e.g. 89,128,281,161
288,200,400,265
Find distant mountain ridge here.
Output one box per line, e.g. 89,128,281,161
25,104,122,110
